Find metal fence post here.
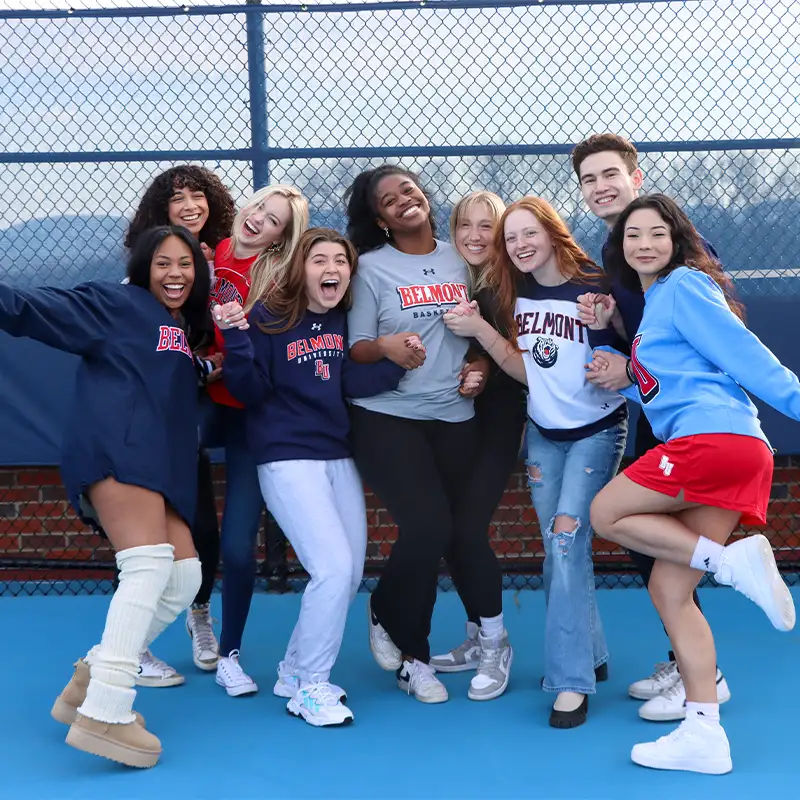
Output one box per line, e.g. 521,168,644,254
246,0,269,189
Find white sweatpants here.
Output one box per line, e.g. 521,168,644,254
257,457,367,684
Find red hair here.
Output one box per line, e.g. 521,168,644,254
483,196,601,344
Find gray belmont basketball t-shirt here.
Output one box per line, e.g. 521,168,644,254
347,241,474,422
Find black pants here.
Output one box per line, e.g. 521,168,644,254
193,448,221,605
111,448,220,605
350,405,477,663
629,413,703,625
448,386,527,623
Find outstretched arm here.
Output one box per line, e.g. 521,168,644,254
0,282,109,357
674,271,800,421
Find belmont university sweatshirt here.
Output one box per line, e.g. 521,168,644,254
221,303,406,463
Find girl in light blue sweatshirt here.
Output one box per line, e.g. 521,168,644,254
580,194,799,777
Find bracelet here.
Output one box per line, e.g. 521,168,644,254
625,358,636,386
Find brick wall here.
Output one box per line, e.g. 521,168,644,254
1,458,799,585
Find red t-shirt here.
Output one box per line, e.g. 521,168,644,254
207,238,258,407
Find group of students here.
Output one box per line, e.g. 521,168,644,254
3,132,797,776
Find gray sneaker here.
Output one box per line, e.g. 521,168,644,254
429,632,481,673
468,631,512,701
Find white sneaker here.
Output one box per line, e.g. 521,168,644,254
628,660,679,700
215,650,258,697
396,659,448,704
135,649,185,688
287,680,354,727
468,631,512,701
367,596,402,671
631,714,732,774
186,603,219,671
639,670,731,721
273,661,347,701
715,534,795,631
430,628,481,673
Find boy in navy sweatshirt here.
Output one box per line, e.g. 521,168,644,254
215,228,420,727
571,133,730,720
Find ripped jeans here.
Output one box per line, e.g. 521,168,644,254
526,419,627,694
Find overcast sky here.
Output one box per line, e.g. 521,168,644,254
2,0,798,229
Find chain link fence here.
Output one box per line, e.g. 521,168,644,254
2,0,800,595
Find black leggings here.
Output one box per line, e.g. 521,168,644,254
111,448,220,605
192,448,221,605
629,413,703,620
349,405,477,663
448,387,527,623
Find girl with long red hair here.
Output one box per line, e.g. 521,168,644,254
444,196,627,728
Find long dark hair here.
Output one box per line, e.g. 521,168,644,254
124,165,235,251
256,228,358,335
605,194,743,320
126,225,213,348
343,165,437,255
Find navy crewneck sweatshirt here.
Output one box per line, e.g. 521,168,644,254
221,304,406,463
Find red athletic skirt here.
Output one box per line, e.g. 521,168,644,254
624,433,774,525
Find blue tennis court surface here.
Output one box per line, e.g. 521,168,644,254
3,586,798,798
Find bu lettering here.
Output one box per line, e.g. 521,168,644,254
315,359,330,381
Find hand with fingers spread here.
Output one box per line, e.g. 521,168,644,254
212,301,249,331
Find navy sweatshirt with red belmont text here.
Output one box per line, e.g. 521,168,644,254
0,281,200,527
221,304,405,464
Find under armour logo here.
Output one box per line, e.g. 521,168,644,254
659,455,674,476
601,403,610,410
423,268,435,276
311,323,322,331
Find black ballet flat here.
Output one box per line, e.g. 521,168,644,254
549,695,588,729
540,663,607,688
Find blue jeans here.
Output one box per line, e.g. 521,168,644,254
526,419,627,694
206,405,265,657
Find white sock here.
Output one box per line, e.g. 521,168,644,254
144,557,203,649
466,620,479,640
79,543,174,724
686,700,720,722
479,613,504,640
690,537,724,573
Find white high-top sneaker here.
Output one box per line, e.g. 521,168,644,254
714,534,795,631
631,714,732,775
186,603,219,671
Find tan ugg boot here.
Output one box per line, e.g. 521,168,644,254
51,660,146,728
66,714,161,769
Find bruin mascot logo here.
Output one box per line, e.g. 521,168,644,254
532,336,558,368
